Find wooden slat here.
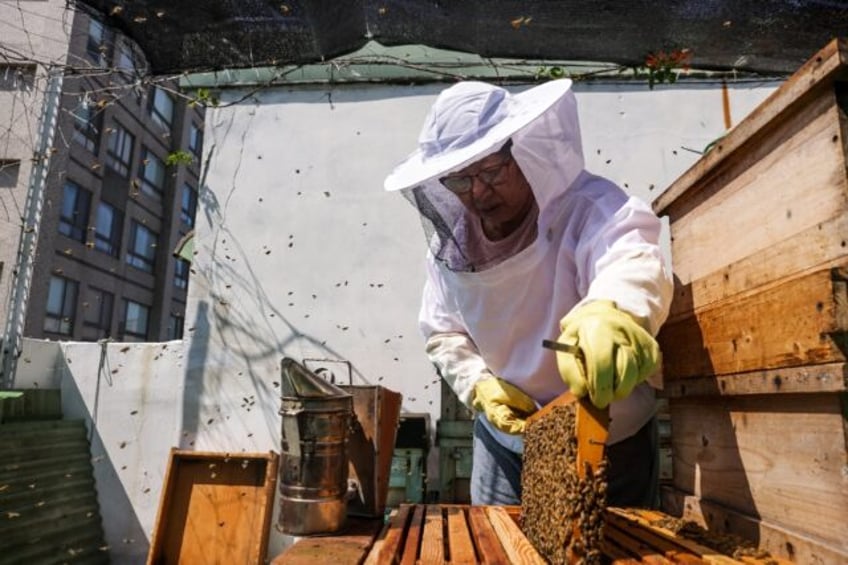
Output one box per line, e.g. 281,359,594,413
666,86,847,284
445,506,476,564
364,504,411,565
400,504,425,565
654,38,847,217
419,505,445,564
627,509,794,565
484,506,546,565
603,522,680,564
607,509,743,565
661,486,848,565
669,394,848,546
659,362,847,397
660,267,848,379
667,213,848,322
466,506,511,565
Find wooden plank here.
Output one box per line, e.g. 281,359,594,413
659,267,848,379
466,506,511,565
364,504,411,565
661,486,848,565
576,397,609,478
419,505,445,564
667,212,848,322
663,87,847,285
445,506,476,564
484,506,546,565
669,394,848,546
400,504,425,565
659,362,848,397
654,38,847,217
271,518,383,564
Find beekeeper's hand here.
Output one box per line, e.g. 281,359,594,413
472,376,537,435
555,300,661,409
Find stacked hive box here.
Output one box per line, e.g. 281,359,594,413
653,39,848,564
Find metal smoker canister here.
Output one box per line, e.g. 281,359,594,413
278,357,352,535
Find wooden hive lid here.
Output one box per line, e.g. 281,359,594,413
653,38,848,220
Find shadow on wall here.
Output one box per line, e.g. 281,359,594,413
61,356,149,564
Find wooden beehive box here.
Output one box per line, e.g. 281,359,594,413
652,38,848,564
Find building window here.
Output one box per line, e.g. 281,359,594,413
122,299,149,341
0,64,35,92
117,44,136,78
127,221,157,272
174,258,190,289
189,123,202,159
106,122,134,177
45,276,78,335
83,287,114,339
71,96,100,153
150,87,174,130
59,180,91,243
0,160,20,189
167,314,184,340
86,19,111,67
180,183,197,227
139,148,166,198
94,201,122,257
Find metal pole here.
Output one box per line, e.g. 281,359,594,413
0,67,64,388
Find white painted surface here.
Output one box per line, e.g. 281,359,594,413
13,79,780,561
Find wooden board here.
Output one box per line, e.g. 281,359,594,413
362,504,544,564
659,266,848,380
270,517,383,564
661,86,847,286
146,449,278,565
668,394,848,547
659,362,847,397
666,213,848,323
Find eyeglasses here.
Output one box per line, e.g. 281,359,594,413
439,140,514,195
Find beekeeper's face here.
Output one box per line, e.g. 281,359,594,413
439,140,535,239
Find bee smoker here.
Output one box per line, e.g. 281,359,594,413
277,357,353,535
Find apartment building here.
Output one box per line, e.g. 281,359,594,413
2,4,202,344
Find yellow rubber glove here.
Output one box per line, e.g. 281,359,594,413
555,300,661,409
472,376,537,435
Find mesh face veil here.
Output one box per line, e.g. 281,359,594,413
385,80,584,272
403,140,539,272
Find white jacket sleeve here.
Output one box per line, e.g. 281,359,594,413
571,192,674,389
419,257,490,408
574,195,673,336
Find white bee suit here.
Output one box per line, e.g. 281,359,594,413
386,80,673,453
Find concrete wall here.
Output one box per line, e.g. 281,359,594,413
14,79,779,562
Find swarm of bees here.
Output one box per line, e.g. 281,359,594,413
521,404,608,564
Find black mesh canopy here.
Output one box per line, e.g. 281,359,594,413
72,0,848,76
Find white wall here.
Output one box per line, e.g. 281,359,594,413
14,79,779,562
15,338,184,564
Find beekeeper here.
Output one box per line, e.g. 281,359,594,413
384,80,673,507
